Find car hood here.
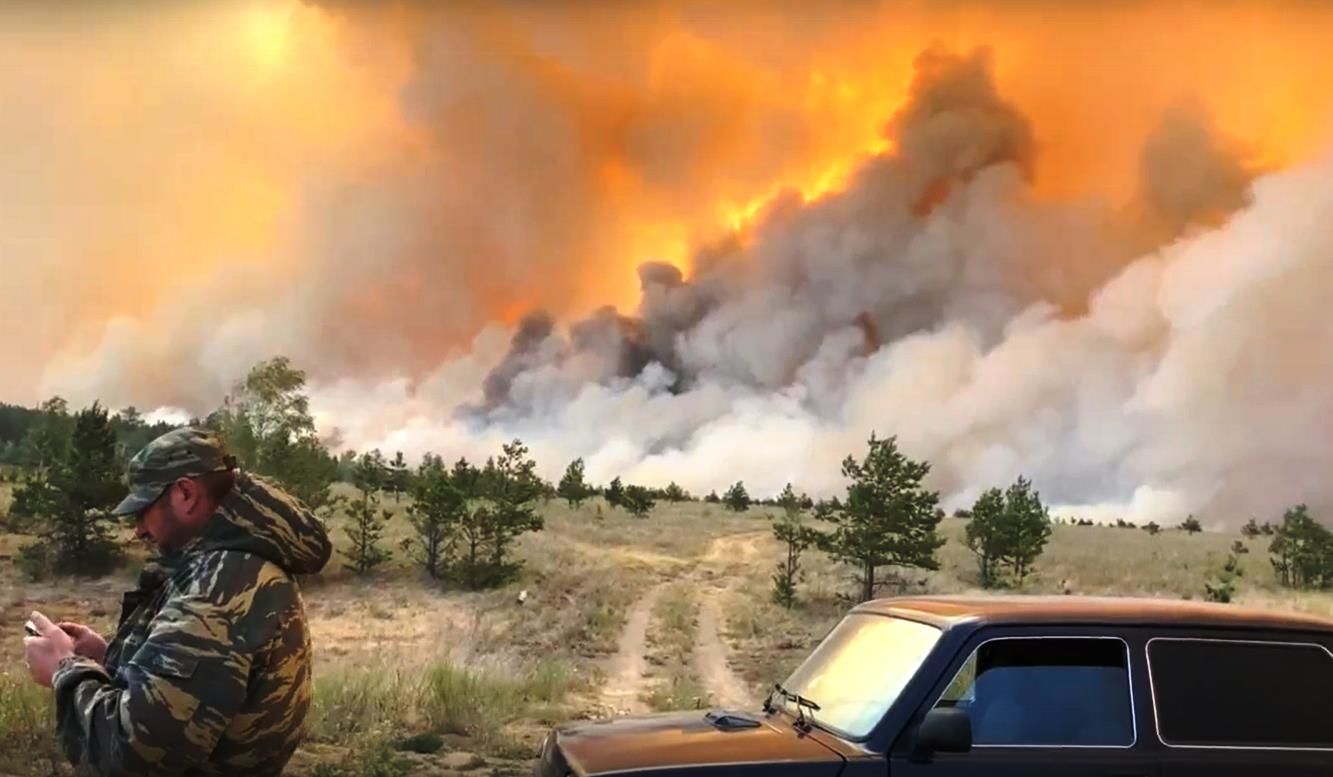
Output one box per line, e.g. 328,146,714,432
548,711,845,777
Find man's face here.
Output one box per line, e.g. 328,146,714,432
133,479,211,553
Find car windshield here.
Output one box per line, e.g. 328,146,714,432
777,613,941,739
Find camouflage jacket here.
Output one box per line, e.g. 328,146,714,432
51,472,333,776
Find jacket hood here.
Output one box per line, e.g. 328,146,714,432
193,471,333,575
550,710,843,777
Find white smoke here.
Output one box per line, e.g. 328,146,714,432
303,49,1333,527
9,4,1333,529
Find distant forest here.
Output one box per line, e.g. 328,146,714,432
0,400,177,467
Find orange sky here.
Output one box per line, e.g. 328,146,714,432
3,0,1333,405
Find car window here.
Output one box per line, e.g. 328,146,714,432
1147,638,1333,748
780,614,942,739
934,637,1134,747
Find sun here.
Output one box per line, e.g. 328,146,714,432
242,0,292,74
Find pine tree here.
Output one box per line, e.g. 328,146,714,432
19,397,74,474
966,478,1053,588
482,440,544,581
1269,505,1331,589
558,458,592,509
723,481,751,512
448,458,488,588
1001,477,1052,583
1179,515,1203,534
663,482,689,503
14,403,124,576
406,462,462,579
341,451,392,574
1143,521,1161,536
819,434,944,602
388,451,410,503
1241,518,1261,539
772,487,818,608
964,488,1006,588
604,476,625,508
623,485,655,518
337,449,359,482
704,490,720,504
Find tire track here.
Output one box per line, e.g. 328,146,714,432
694,589,751,709
599,583,665,715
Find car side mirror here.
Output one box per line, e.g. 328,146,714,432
913,707,972,761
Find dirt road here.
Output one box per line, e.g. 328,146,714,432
600,583,666,715
596,531,765,713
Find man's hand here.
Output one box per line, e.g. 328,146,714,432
58,621,108,665
23,611,76,688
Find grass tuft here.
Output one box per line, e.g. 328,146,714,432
0,671,61,775
309,663,420,743
643,583,704,711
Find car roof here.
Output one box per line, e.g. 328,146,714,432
852,594,1333,634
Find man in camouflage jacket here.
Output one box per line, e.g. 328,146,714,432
23,428,333,776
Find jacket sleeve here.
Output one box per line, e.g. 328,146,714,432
52,551,290,776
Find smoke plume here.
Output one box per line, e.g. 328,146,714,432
4,1,1333,525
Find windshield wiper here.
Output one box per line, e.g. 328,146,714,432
769,682,821,731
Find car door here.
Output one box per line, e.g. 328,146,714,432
889,630,1158,777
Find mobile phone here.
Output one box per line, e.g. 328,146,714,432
24,620,40,638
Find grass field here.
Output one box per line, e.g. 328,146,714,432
1,490,1331,776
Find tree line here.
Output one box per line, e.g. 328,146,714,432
4,356,1331,602
1,358,551,592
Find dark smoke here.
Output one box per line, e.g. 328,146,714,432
480,46,1053,410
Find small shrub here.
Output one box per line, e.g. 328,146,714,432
395,731,444,754
15,540,53,582
525,658,576,705
1204,553,1244,603
309,665,418,743
421,664,524,742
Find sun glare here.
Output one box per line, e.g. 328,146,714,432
243,1,292,73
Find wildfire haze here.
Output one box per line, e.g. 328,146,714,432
5,1,1333,524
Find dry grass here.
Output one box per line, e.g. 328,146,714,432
719,517,1333,698
3,492,1333,775
643,583,705,711
0,669,61,774
541,498,770,559
929,519,1275,597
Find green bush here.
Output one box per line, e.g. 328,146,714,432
15,541,52,582
395,731,444,754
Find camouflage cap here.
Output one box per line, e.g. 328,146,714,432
113,427,237,518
